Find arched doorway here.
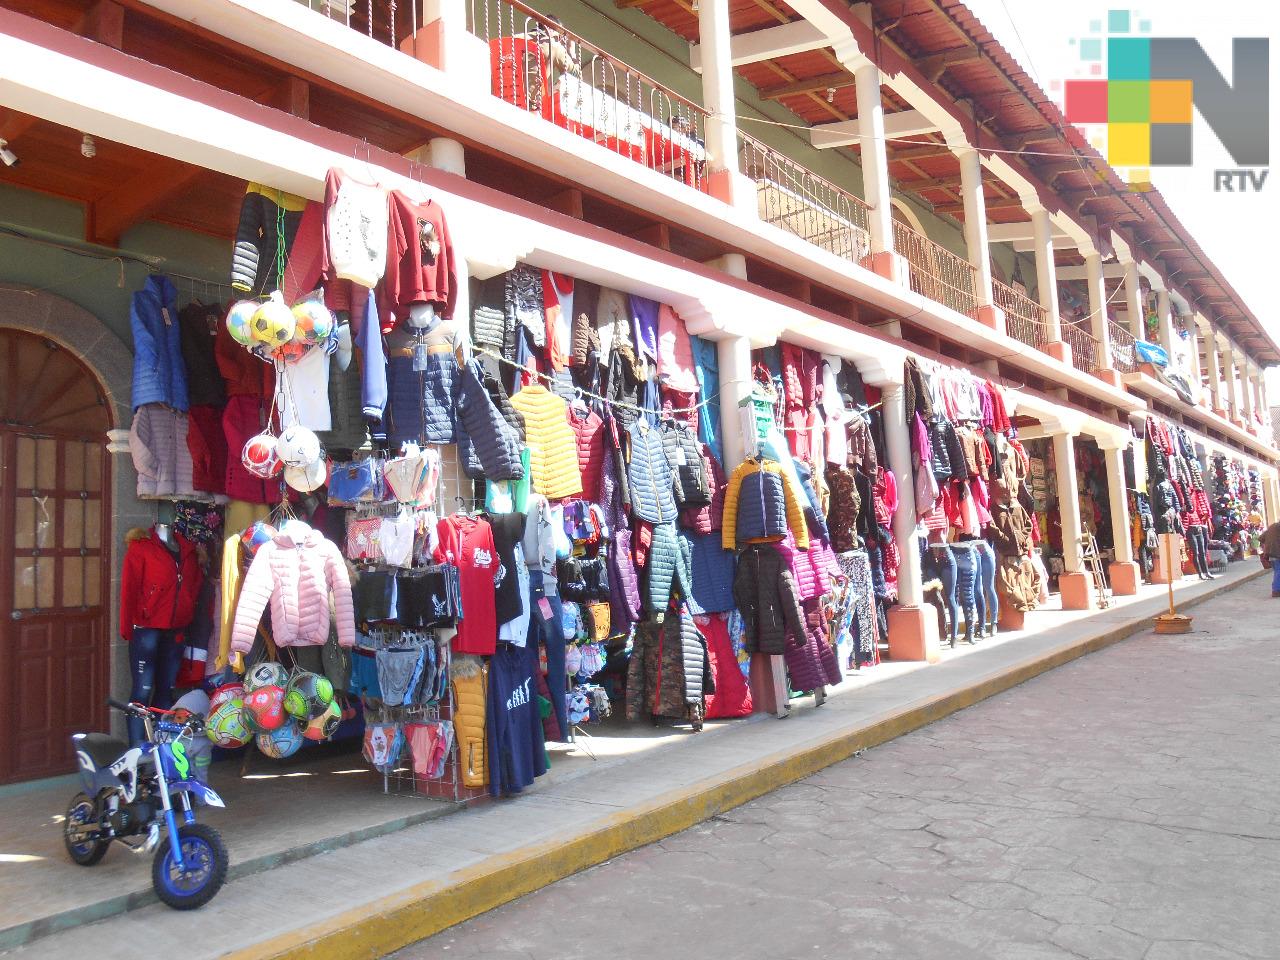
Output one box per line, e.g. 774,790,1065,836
0,330,112,783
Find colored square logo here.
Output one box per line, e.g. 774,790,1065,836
1109,80,1149,122
1064,80,1109,123
1108,37,1150,79
1109,122,1150,166
1080,37,1103,62
1150,123,1192,165
1150,80,1192,123
1108,9,1131,33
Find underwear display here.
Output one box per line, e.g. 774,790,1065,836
362,723,404,775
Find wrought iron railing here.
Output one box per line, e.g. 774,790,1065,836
738,130,873,265
1061,321,1101,373
1108,319,1137,374
296,0,417,46
891,221,978,318
992,278,1048,350
466,0,711,192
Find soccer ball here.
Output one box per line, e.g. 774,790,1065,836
206,698,252,748
303,701,342,742
276,426,321,467
284,459,327,493
241,432,281,479
283,672,335,721
291,296,335,346
271,335,312,364
241,685,287,733
256,723,305,759
226,299,259,346
243,660,289,693
249,292,295,347
209,682,245,713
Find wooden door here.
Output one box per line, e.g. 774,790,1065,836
0,331,111,784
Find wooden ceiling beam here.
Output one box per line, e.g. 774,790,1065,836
919,46,983,82
0,110,38,143
887,143,952,161
75,0,124,49
759,72,853,102
86,157,206,248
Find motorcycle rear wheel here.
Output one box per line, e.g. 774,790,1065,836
151,822,228,910
63,793,109,866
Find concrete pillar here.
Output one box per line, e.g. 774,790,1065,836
1031,207,1065,362
1102,444,1139,595
881,382,938,662
1085,252,1114,378
1205,324,1223,413
1241,356,1255,426
1122,259,1143,342
408,0,490,91
1053,431,1094,610
1156,289,1175,361
956,145,1002,333
697,0,753,213
1221,338,1239,420
1187,319,1204,400
852,57,898,276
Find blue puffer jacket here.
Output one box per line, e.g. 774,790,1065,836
626,419,677,523
455,360,524,481
684,531,736,614
646,521,690,614
421,346,457,444
131,275,187,411
793,461,830,541
385,355,425,450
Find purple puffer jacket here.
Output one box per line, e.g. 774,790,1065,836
601,446,641,625
776,532,840,602
784,596,841,692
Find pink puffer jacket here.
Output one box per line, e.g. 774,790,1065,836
229,526,355,653
776,531,841,602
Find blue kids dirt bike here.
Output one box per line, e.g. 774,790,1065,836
63,698,229,909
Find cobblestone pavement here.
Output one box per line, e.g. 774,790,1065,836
395,581,1280,960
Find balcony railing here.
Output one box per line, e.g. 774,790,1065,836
1109,320,1137,374
296,0,416,45
1061,321,1101,374
892,221,978,318
993,278,1048,351
738,130,872,265
467,0,711,192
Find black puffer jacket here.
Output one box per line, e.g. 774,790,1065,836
733,543,805,656
230,186,303,295
662,419,710,509
504,264,544,349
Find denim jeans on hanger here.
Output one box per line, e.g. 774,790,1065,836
949,543,979,644
528,571,568,739
924,545,959,646
972,540,999,636
128,628,182,745
1185,525,1211,578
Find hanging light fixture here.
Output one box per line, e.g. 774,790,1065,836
826,87,837,103
80,134,96,159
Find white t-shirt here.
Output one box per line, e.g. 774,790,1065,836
278,347,332,432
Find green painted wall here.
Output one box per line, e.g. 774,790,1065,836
0,183,230,348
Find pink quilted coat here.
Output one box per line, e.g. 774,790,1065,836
229,527,356,653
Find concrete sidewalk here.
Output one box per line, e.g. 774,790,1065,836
0,563,1261,959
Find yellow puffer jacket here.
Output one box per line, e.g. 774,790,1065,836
451,655,489,789
511,384,582,500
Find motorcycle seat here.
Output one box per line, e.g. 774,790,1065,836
75,732,128,769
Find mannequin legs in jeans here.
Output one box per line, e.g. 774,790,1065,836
128,628,181,745
1186,525,1213,580
971,540,999,637
949,543,979,644
924,545,959,647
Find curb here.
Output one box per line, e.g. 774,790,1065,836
227,569,1263,960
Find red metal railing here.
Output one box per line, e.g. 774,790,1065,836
993,278,1048,350
892,221,979,318
737,129,873,264
467,0,711,192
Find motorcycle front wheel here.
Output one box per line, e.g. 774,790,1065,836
63,793,109,866
151,822,228,910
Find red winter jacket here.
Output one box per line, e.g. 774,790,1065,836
119,528,203,641
566,402,605,503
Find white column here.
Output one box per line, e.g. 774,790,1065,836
882,382,924,608
1204,323,1222,411
1053,432,1083,573
1221,339,1239,419
1156,288,1175,360
1030,207,1061,342
1085,252,1112,369
697,0,740,179
418,0,489,89
852,57,894,257
1241,356,1255,424
715,335,753,469
956,145,994,307
1123,259,1143,341
1103,445,1134,564
1187,318,1203,396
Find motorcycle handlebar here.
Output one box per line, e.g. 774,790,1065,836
106,698,135,714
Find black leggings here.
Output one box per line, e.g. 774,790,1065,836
1186,525,1211,577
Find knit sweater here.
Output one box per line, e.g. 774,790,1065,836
510,385,582,500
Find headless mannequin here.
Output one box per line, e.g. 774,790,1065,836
123,522,190,744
